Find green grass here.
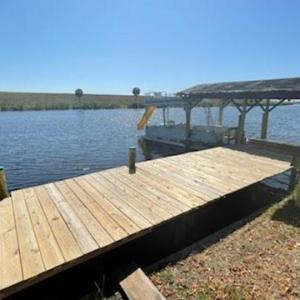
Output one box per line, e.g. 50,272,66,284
0,92,146,111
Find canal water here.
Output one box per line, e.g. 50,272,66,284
0,105,299,190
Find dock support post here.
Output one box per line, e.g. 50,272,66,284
291,156,300,207
0,166,9,201
237,100,247,144
128,147,136,174
218,104,224,126
162,107,166,126
185,103,192,150
261,99,270,139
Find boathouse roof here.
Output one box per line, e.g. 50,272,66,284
179,77,300,99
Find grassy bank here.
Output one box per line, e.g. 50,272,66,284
150,194,300,299
0,92,146,111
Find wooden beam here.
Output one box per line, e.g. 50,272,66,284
112,262,166,300
249,139,300,157
260,99,270,139
237,100,247,144
162,107,166,126
218,104,224,126
185,103,192,139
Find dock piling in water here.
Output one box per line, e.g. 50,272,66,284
129,147,136,174
0,166,9,200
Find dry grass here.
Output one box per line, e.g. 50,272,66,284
150,194,300,299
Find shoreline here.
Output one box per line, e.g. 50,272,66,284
0,92,146,111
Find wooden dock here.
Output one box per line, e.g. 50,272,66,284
0,146,291,298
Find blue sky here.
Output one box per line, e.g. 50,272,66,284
0,0,299,94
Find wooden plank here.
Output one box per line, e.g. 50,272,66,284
74,176,140,235
107,168,191,213
190,150,284,179
113,262,166,300
137,164,213,202
115,167,205,208
103,168,183,217
141,160,222,199
136,167,207,205
159,159,235,194
55,181,113,247
44,183,98,254
12,190,45,279
249,139,300,157
209,147,288,170
84,174,152,229
100,170,172,221
167,152,260,187
64,179,128,241
23,188,64,270
0,198,23,290
165,155,248,187
96,172,166,224
34,186,82,261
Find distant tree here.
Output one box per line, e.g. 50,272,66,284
75,88,83,99
132,87,140,97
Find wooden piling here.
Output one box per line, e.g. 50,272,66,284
237,100,247,144
261,99,270,139
162,107,166,126
218,104,224,126
0,166,9,200
185,104,192,139
129,147,136,174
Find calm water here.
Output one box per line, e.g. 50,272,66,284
1,105,299,191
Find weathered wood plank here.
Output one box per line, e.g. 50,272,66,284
34,185,82,261
109,168,191,213
65,179,128,241
0,198,23,290
101,170,172,221
56,181,113,247
85,174,152,229
104,168,182,217
96,172,166,224
44,183,98,254
113,262,166,300
23,188,64,270
74,176,140,235
12,190,45,279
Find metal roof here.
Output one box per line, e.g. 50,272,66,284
179,77,300,99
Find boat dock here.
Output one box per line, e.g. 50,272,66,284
0,145,291,298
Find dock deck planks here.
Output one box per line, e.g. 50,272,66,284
0,146,291,298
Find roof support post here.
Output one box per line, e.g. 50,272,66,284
260,99,270,139
185,102,192,148
162,107,166,126
237,100,247,144
218,103,225,126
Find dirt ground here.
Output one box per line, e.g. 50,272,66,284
150,195,300,300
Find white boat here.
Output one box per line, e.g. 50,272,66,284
137,96,239,150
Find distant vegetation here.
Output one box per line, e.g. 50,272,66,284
0,92,146,111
